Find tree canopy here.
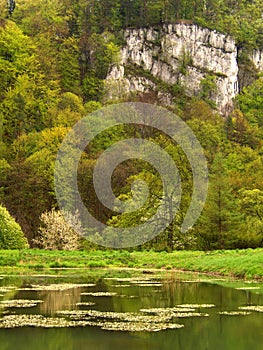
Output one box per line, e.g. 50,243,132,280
0,0,262,250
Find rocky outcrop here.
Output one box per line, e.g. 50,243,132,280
106,24,261,114
250,49,263,71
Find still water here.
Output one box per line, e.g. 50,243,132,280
0,271,262,350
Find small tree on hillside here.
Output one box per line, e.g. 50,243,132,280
196,153,241,249
0,205,28,249
34,209,82,250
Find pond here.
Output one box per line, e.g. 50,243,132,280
0,270,262,350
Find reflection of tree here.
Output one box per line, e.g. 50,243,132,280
0,280,23,315
38,288,81,315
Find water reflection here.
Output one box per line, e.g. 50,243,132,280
38,288,82,315
0,272,262,350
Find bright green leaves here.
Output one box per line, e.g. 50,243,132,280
0,21,60,142
0,21,36,91
1,74,59,141
238,189,263,247
0,204,28,249
237,76,263,127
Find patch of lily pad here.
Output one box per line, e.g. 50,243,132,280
76,302,96,306
95,321,184,332
55,309,185,332
140,307,196,313
18,283,96,291
235,287,260,291
0,287,17,293
111,285,131,288
0,314,90,328
219,311,251,316
129,280,163,286
57,309,173,323
0,299,44,308
140,307,209,318
176,304,215,308
133,283,163,287
239,306,263,312
80,292,117,297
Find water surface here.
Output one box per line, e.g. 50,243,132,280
0,271,262,350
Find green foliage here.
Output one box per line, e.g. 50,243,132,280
2,126,69,241
50,92,85,127
12,0,68,37
0,20,36,94
0,205,28,249
225,109,261,148
0,0,262,253
0,248,263,280
238,189,263,247
178,48,193,75
81,32,120,101
237,76,263,127
84,101,102,114
195,153,242,250
0,21,59,142
0,158,11,200
82,75,104,101
58,37,81,94
199,74,217,107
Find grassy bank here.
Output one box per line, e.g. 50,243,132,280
0,248,262,280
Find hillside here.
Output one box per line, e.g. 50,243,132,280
0,0,263,251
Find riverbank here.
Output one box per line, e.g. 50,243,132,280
0,248,262,280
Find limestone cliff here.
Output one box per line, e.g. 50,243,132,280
106,24,262,114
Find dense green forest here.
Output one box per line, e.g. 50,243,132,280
0,0,263,251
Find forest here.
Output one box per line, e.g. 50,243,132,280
0,0,263,252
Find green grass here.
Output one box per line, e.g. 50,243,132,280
0,248,262,280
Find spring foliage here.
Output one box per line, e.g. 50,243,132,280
0,205,28,249
0,0,262,250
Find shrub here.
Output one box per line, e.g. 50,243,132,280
34,209,82,250
0,205,28,249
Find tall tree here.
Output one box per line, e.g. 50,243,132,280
196,153,241,249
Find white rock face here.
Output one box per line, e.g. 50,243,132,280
250,49,263,71
106,24,260,113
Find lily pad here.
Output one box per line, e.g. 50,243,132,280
140,307,209,318
140,307,196,313
235,287,260,291
18,283,96,291
0,287,17,293
76,302,96,306
56,309,173,323
219,311,251,316
80,292,117,297
0,299,44,308
98,321,184,332
134,283,163,287
111,285,131,288
239,306,263,312
0,314,90,328
176,304,215,308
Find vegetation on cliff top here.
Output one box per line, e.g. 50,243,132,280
0,0,263,252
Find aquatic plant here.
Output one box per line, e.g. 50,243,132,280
219,311,251,316
239,306,263,312
0,299,43,308
18,283,96,291
80,292,117,297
